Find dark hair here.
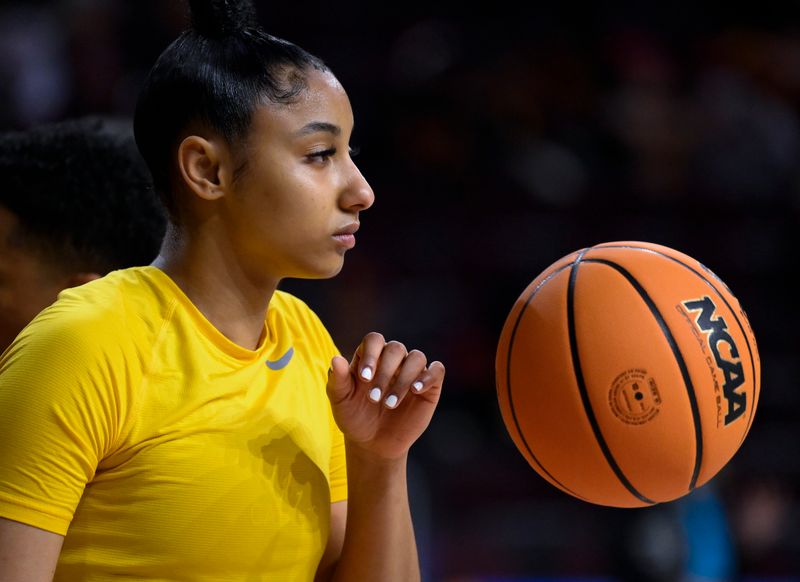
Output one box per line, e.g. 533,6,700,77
0,116,167,274
133,0,327,217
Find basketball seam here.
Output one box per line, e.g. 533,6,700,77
504,262,590,502
594,244,759,449
584,257,703,493
568,254,657,505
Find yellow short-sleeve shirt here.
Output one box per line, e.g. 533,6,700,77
0,267,347,581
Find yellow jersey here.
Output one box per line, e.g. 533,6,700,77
0,267,347,581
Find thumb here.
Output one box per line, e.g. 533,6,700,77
327,355,354,404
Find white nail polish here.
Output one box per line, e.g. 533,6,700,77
361,367,373,381
412,381,424,392
385,394,398,408
369,387,382,402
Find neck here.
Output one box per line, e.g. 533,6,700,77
153,222,278,350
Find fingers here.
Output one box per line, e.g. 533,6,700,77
327,355,352,405
350,332,386,382
411,360,446,396
379,348,426,409
363,340,409,407
351,333,444,409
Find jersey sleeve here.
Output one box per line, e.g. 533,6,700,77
0,307,128,535
328,405,348,503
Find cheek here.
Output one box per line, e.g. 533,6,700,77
0,293,37,348
0,267,62,320
0,253,60,330
236,165,334,246
3,285,54,325
271,191,330,233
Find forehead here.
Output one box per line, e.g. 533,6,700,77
252,69,354,137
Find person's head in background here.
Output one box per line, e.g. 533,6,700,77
0,116,167,352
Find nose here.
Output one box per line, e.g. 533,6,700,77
341,159,375,212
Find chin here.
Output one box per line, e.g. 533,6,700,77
320,263,345,279
293,259,345,280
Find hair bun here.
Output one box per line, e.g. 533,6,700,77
188,0,259,37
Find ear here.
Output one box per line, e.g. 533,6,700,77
177,135,232,201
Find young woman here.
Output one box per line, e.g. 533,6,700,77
0,1,444,580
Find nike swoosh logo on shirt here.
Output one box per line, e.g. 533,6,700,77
265,346,294,370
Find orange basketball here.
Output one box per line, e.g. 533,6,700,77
495,241,760,508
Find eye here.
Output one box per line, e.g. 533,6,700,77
306,147,336,164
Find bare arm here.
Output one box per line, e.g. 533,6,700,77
315,455,417,582
0,518,63,582
333,449,417,582
315,501,346,582
323,334,445,582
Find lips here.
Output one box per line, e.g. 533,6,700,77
333,223,359,236
332,223,359,249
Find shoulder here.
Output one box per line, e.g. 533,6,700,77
0,271,156,434
4,267,171,370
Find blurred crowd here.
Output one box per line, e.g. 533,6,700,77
1,1,798,580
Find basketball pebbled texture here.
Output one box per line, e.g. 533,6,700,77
495,241,760,507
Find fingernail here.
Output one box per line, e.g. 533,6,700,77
412,381,424,392
361,366,373,381
384,394,399,408
369,387,382,402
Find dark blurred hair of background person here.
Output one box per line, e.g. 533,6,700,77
0,115,166,353
1,2,798,581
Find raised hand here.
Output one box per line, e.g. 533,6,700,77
326,332,445,460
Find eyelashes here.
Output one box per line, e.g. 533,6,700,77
306,145,361,163
308,148,336,162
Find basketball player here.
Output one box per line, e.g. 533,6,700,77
0,1,445,580
0,116,166,354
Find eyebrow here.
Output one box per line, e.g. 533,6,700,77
294,121,341,137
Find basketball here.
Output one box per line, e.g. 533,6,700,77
495,241,760,508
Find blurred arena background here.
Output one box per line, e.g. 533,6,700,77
1,1,798,580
